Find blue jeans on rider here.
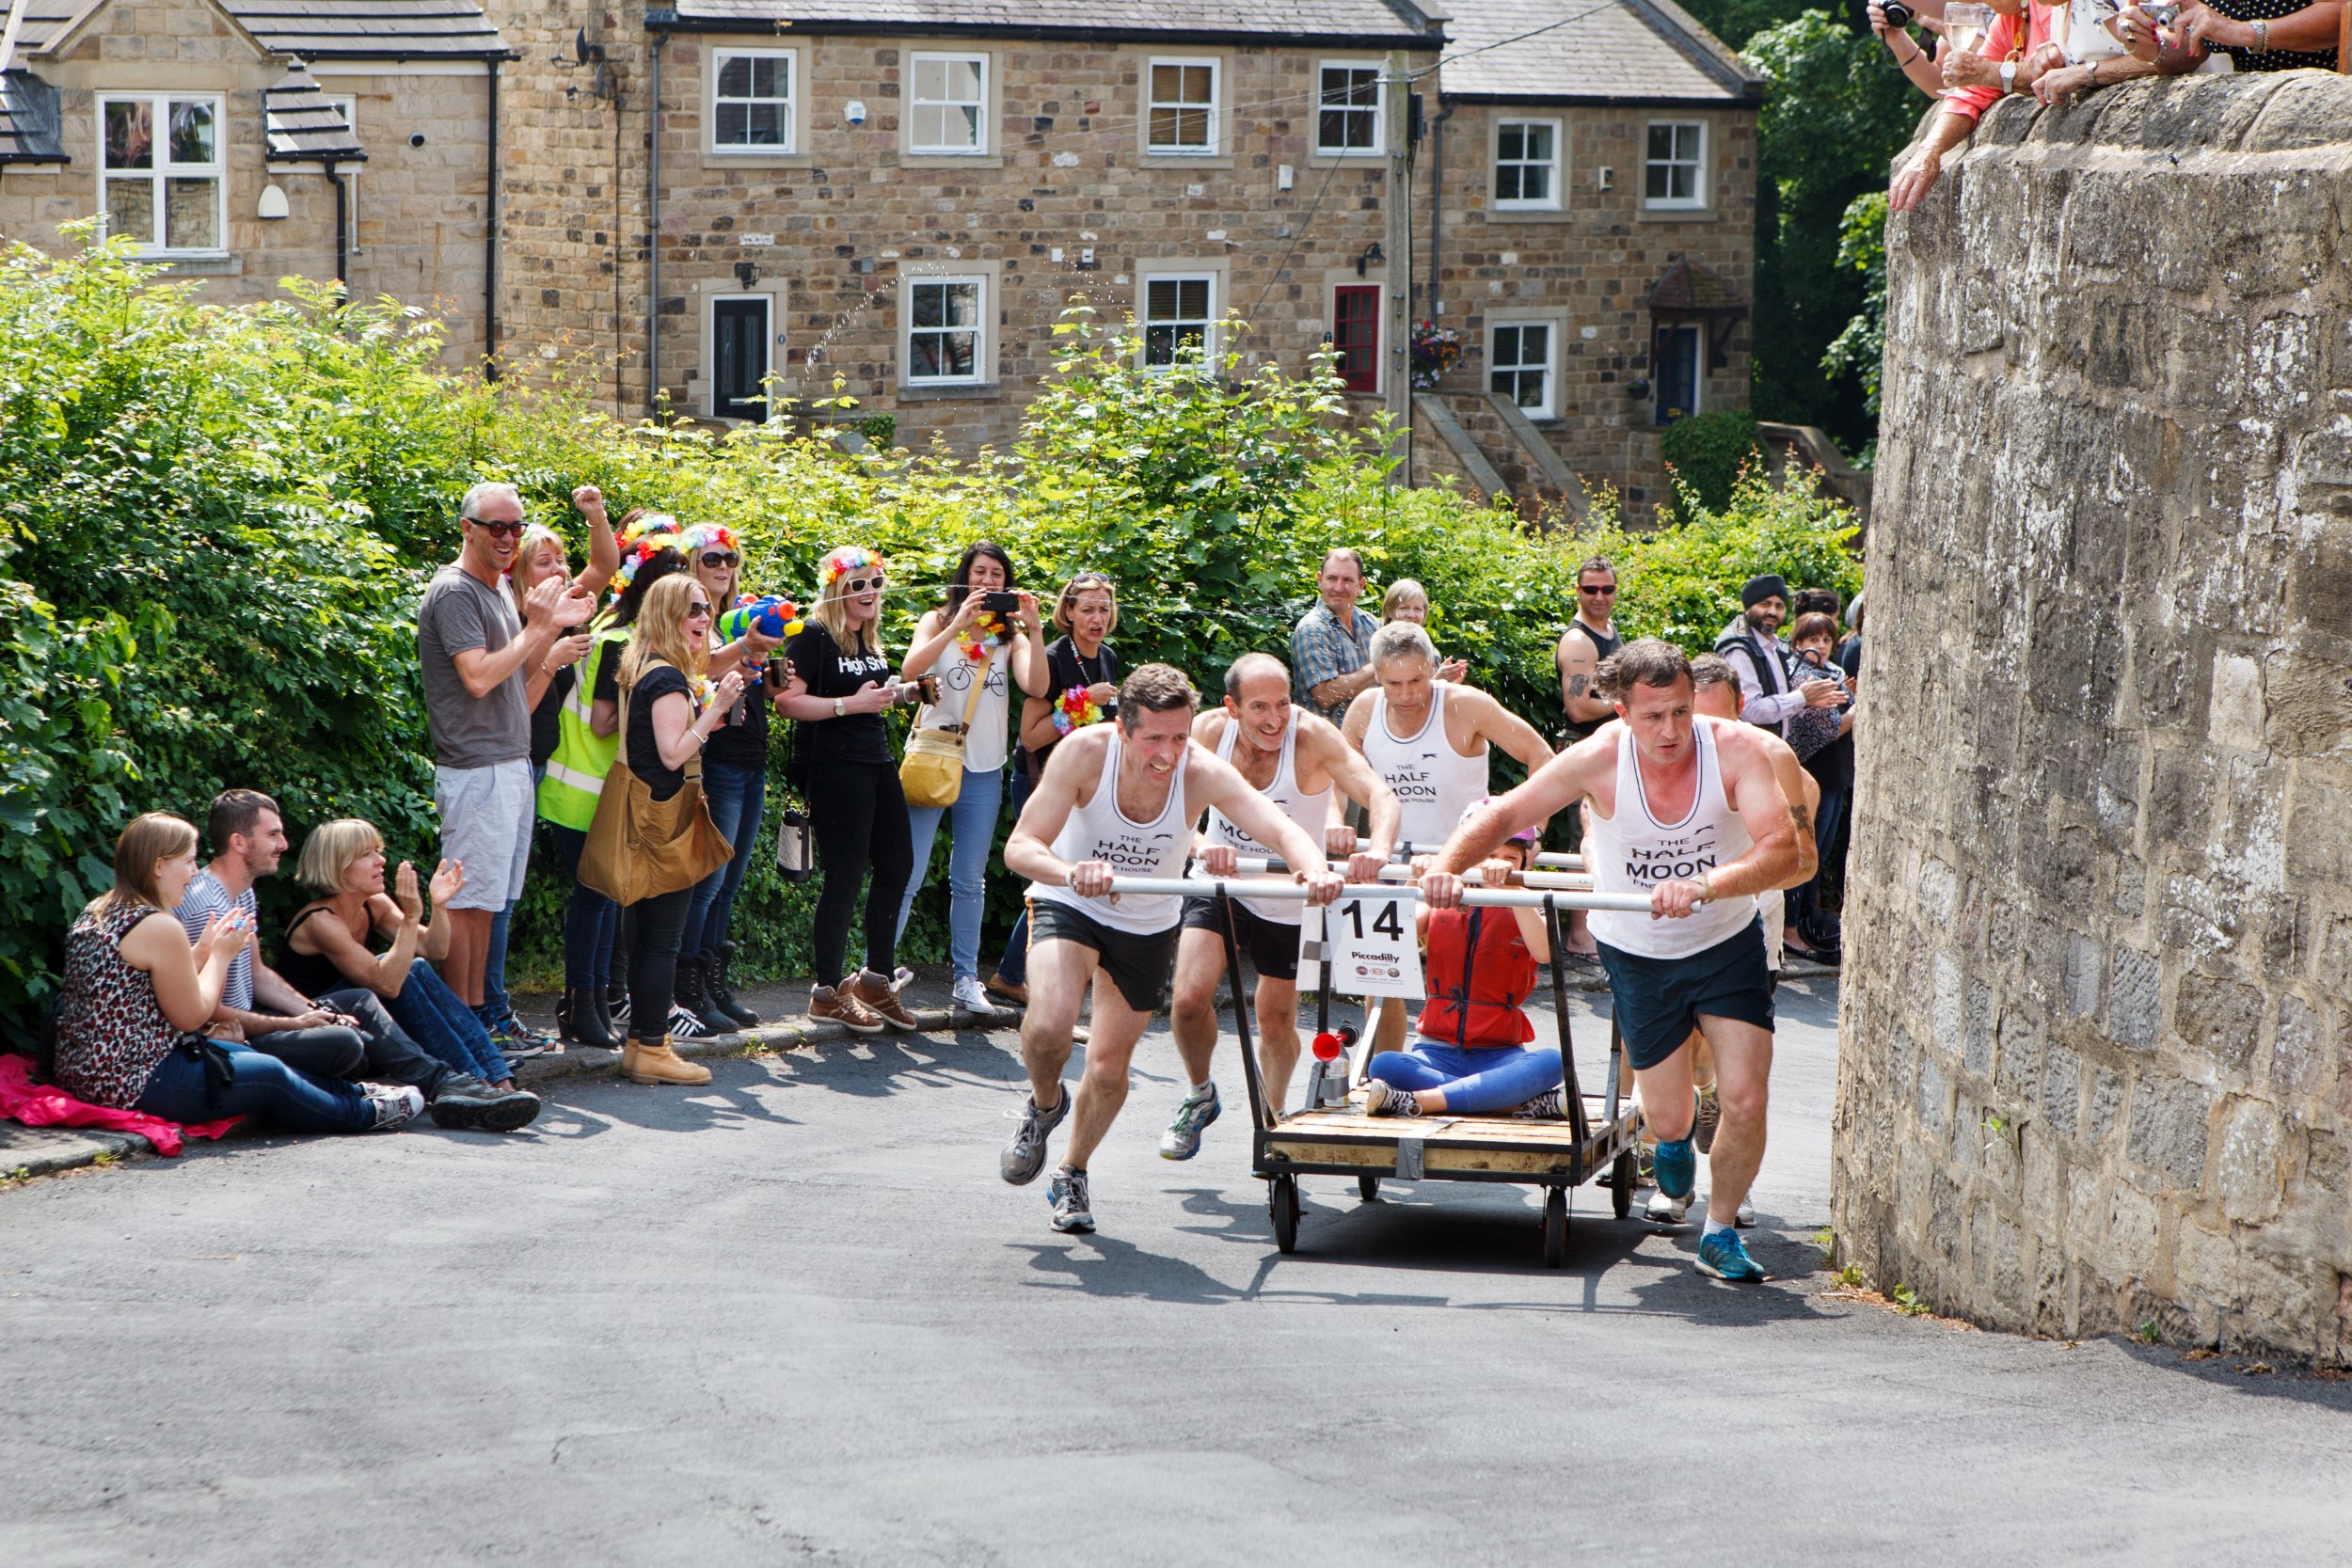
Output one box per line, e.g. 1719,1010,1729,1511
1366,1039,1564,1115
897,764,1005,982
682,753,767,960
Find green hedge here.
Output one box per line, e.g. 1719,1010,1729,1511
0,245,1861,1042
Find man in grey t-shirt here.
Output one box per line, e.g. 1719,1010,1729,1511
416,481,591,1012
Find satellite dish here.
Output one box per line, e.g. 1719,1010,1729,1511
576,27,592,66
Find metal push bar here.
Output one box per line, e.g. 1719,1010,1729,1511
1107,877,1654,913
1216,855,1592,891
1353,836,1585,873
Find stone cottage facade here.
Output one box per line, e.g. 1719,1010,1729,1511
0,0,511,367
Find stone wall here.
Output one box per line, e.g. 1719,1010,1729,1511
1841,73,2352,1361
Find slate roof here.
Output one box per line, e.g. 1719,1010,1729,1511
0,70,68,164
13,0,509,61
647,0,1444,49
1436,0,1759,105
265,58,365,160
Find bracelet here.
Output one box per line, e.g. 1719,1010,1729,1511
2252,19,2269,51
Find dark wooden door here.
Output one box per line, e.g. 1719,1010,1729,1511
1332,284,1380,394
713,296,771,420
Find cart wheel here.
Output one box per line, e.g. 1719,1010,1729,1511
1270,1173,1300,1254
1357,1173,1380,1203
1611,1150,1635,1219
1543,1186,1569,1268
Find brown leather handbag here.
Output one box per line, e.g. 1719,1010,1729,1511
577,662,733,905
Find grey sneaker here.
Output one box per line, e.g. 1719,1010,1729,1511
1694,1081,1721,1154
428,1074,542,1133
1737,1196,1757,1228
1158,1082,1222,1161
1513,1089,1566,1120
1048,1166,1095,1233
1000,1088,1071,1185
363,1083,424,1132
1361,1079,1420,1117
1645,1187,1692,1224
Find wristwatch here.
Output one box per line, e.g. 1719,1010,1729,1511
833,697,847,718
1998,59,2017,92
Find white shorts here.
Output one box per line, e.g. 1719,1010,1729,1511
434,759,535,911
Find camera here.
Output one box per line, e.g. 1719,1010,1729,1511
1883,1,1915,26
980,591,1020,614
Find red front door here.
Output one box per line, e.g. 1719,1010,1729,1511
1333,284,1380,393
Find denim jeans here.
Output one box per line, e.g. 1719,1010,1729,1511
382,958,511,1084
1786,782,1849,949
994,768,1038,986
1366,1039,1564,1115
682,753,767,960
244,1022,366,1080
318,987,457,1098
896,765,1005,982
550,822,619,991
135,1038,374,1133
480,897,517,1021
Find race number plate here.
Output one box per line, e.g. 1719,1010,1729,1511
1301,892,1424,1000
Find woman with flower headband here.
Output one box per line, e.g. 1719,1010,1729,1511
777,545,931,1033
891,542,1050,1019
985,570,1121,1008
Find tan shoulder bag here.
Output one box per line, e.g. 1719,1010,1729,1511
578,659,734,905
898,645,996,809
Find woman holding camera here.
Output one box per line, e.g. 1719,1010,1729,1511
780,546,925,1034
894,543,1049,1019
1867,1,1955,99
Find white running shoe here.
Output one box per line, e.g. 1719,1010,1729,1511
1737,1196,1757,1228
1645,1187,1691,1224
952,974,1003,1019
363,1083,424,1131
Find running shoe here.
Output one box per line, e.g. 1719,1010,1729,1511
952,974,1003,1020
427,1075,542,1132
1512,1089,1566,1120
1737,1196,1757,1228
492,1011,556,1053
1159,1081,1221,1160
1697,1227,1769,1282
1000,1088,1071,1184
1360,1079,1420,1117
1693,1082,1721,1154
1653,1134,1696,1203
667,1003,706,1040
1048,1166,1095,1233
1645,1187,1691,1224
363,1083,425,1131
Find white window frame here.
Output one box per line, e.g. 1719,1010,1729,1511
1493,117,1563,213
1139,270,1218,369
905,274,989,386
98,93,228,257
710,49,798,155
908,51,989,155
1314,60,1383,157
1145,55,1220,156
1644,119,1708,211
1488,318,1559,420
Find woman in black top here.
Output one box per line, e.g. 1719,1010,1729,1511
987,570,1121,1004
778,545,929,1033
613,572,745,1085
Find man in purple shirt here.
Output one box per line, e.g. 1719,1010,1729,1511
1712,574,1844,738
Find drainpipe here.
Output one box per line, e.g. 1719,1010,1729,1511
322,152,347,286
485,59,501,378
647,31,663,420
1427,99,1454,322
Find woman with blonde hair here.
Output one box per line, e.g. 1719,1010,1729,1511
778,545,928,1033
52,813,418,1132
606,570,748,1085
1379,578,1468,683
278,819,529,1101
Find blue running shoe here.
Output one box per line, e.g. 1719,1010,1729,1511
1697,1227,1768,1282
1653,1135,1696,1203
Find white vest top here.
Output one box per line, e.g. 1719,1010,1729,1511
911,635,1012,773
1363,683,1488,848
1202,712,1330,925
1585,718,1758,959
1027,729,1194,935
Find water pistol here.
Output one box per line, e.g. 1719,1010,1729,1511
717,595,803,685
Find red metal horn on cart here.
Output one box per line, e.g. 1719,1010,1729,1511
1311,1032,1343,1061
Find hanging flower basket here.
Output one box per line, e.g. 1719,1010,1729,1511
1408,321,1462,390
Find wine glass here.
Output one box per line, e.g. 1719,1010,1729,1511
1945,2,1993,52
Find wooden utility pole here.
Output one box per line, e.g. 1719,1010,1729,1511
1384,47,1414,485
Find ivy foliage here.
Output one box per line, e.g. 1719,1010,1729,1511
0,245,1862,1042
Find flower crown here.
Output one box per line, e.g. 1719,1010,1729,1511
612,515,682,591
819,546,885,589
679,522,739,557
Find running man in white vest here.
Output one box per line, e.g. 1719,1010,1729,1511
1000,664,1343,1234
1160,653,1402,1157
1422,639,1804,1283
1342,622,1554,1049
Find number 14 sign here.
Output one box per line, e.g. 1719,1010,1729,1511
1298,891,1424,1000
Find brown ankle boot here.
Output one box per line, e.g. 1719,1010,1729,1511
808,984,885,1036
849,969,920,1033
621,1035,711,1085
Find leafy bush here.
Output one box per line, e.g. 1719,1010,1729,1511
0,245,1863,1043
1658,409,1762,519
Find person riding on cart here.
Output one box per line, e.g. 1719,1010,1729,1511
1360,803,1563,1120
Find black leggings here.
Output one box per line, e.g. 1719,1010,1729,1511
625,883,694,1043
808,759,914,987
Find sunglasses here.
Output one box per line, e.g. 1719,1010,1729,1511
841,575,886,594
464,517,525,538
686,601,714,619
1578,583,1617,595
701,551,739,569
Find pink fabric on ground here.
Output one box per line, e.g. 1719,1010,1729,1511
0,1053,242,1156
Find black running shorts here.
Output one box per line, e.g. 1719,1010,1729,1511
1025,898,1182,1015
1179,895,1302,983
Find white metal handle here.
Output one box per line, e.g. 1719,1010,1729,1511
1128,876,1656,912
1355,836,1584,873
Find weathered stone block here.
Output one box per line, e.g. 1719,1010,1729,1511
2063,934,2103,1018
2172,970,2264,1074
2218,1096,2286,1223
2126,1075,2212,1194
2042,1043,2083,1138
2107,946,2162,1050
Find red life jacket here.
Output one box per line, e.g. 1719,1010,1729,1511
1416,907,1537,1049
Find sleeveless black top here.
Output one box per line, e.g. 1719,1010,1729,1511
1562,620,1623,743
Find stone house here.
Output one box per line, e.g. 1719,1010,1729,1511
0,0,512,367
492,0,1759,515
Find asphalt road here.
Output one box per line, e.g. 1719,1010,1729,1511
5,975,2348,1566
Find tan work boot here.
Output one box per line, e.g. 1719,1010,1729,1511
808,984,885,1036
621,1035,711,1086
849,969,920,1033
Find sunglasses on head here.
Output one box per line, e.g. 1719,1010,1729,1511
464,516,525,538
701,550,739,569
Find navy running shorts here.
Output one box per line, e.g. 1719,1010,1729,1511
1597,916,1774,1071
